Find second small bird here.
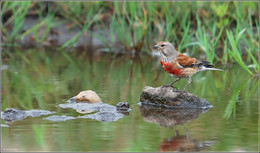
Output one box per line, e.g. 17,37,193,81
153,41,223,91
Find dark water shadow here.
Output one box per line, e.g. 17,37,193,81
139,103,214,152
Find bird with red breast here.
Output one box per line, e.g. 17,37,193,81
153,41,223,91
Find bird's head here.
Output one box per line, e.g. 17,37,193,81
153,41,177,58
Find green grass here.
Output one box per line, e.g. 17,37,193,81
1,1,259,76
2,2,31,41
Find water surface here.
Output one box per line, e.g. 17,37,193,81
1,47,259,152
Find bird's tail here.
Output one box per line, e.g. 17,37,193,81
198,60,224,72
200,67,224,72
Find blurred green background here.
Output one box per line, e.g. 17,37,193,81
1,1,259,75
1,1,259,152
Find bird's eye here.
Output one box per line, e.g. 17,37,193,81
161,44,165,47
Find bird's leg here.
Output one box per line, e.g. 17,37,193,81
181,124,189,138
181,76,192,92
175,129,179,136
163,78,181,89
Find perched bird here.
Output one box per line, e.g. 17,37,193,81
153,41,223,91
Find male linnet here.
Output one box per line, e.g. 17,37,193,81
154,41,223,91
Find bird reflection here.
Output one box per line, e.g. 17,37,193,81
139,103,213,152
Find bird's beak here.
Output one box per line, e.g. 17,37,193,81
153,45,159,49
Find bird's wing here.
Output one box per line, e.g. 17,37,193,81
177,53,214,68
176,53,197,68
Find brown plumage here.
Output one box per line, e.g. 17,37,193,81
154,41,223,91
177,53,197,67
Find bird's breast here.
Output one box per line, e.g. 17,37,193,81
160,61,182,76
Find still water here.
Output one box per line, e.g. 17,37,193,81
1,47,259,152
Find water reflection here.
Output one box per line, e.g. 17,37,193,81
139,103,213,152
158,130,212,152
139,103,210,128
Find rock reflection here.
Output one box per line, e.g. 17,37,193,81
139,103,213,152
140,103,210,128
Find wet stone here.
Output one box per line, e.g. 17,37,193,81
116,102,130,116
59,102,117,112
59,100,130,122
1,108,56,123
116,102,130,110
1,108,27,123
44,115,76,122
67,96,77,103
140,86,212,108
25,110,56,117
75,90,102,103
79,112,124,122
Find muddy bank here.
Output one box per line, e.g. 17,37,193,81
140,86,212,108
2,17,119,51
